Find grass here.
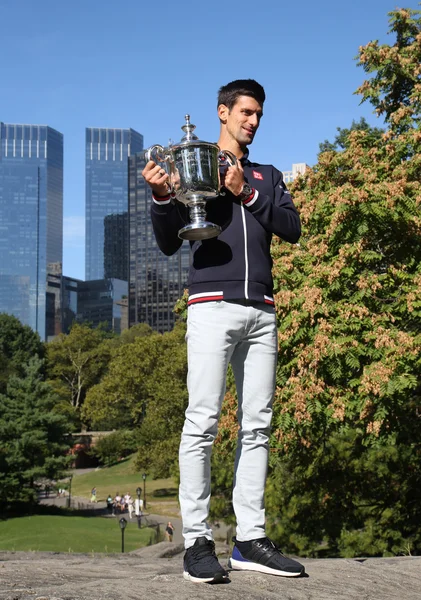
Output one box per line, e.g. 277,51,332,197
68,455,179,515
0,514,156,553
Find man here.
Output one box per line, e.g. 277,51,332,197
142,79,304,583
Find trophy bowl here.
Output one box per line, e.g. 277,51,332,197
145,115,236,241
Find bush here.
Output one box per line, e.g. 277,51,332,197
91,430,138,466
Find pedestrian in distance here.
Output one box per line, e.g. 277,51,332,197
143,78,305,583
165,521,175,542
126,493,134,519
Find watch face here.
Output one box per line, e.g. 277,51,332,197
242,183,252,197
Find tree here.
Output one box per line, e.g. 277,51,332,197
119,323,155,344
81,329,162,429
0,313,44,394
319,117,384,153
82,322,188,477
262,7,421,557
90,430,138,467
356,7,421,132
0,357,71,504
46,323,114,426
134,321,188,478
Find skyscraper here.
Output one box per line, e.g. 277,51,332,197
0,122,63,340
129,152,190,333
85,127,143,282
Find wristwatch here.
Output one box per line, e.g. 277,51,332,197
238,182,253,201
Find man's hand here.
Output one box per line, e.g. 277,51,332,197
222,161,245,197
142,161,170,197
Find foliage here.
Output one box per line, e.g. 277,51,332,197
80,329,161,429
82,321,188,478
319,117,384,153
0,313,44,394
356,6,421,132
90,429,138,467
173,289,189,321
0,357,72,504
46,323,115,426
263,7,421,557
119,322,155,344
131,321,188,479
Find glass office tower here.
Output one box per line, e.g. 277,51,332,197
128,152,190,333
0,122,63,340
85,127,143,282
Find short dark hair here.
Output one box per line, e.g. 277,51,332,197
217,79,266,110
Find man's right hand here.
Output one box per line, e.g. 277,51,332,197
142,161,170,197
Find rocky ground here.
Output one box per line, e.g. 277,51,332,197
1,542,420,600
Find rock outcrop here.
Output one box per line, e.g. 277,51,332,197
1,543,420,600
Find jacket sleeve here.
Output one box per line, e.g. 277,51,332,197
242,169,301,244
150,196,187,256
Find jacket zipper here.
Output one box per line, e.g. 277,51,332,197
240,204,249,299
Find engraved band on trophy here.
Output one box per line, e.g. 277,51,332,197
145,115,236,241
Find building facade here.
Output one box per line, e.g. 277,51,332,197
128,152,190,333
0,122,63,340
76,278,128,334
85,127,143,283
46,273,127,336
282,163,307,184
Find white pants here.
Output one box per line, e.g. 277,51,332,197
179,300,278,548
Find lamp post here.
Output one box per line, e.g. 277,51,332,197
142,473,147,510
67,474,73,509
136,487,142,529
119,517,127,553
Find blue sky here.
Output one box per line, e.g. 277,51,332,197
1,0,418,280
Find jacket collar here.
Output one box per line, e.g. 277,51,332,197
240,148,250,166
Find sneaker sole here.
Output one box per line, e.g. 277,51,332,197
183,571,227,584
228,558,304,577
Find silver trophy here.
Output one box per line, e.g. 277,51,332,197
145,115,236,241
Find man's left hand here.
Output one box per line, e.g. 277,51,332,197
223,161,245,197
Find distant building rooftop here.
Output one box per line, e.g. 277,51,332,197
282,162,307,184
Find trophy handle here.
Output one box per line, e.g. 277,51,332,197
218,150,237,167
218,150,237,196
144,144,167,164
144,145,175,194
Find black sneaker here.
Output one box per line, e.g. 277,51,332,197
183,537,228,583
228,536,305,577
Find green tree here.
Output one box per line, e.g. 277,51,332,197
90,429,138,466
0,313,44,394
263,7,421,557
81,329,162,429
356,6,421,132
0,357,71,504
119,323,155,344
82,322,188,476
135,321,188,478
46,323,114,426
319,117,384,153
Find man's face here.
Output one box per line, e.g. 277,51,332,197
219,95,263,147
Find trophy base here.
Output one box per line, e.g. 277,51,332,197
178,221,221,241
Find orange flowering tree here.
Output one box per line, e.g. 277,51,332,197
264,7,421,557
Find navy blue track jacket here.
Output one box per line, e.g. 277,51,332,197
150,151,301,307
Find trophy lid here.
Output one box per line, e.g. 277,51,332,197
180,115,198,142
170,114,218,150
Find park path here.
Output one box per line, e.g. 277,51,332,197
39,491,186,544
40,490,231,546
